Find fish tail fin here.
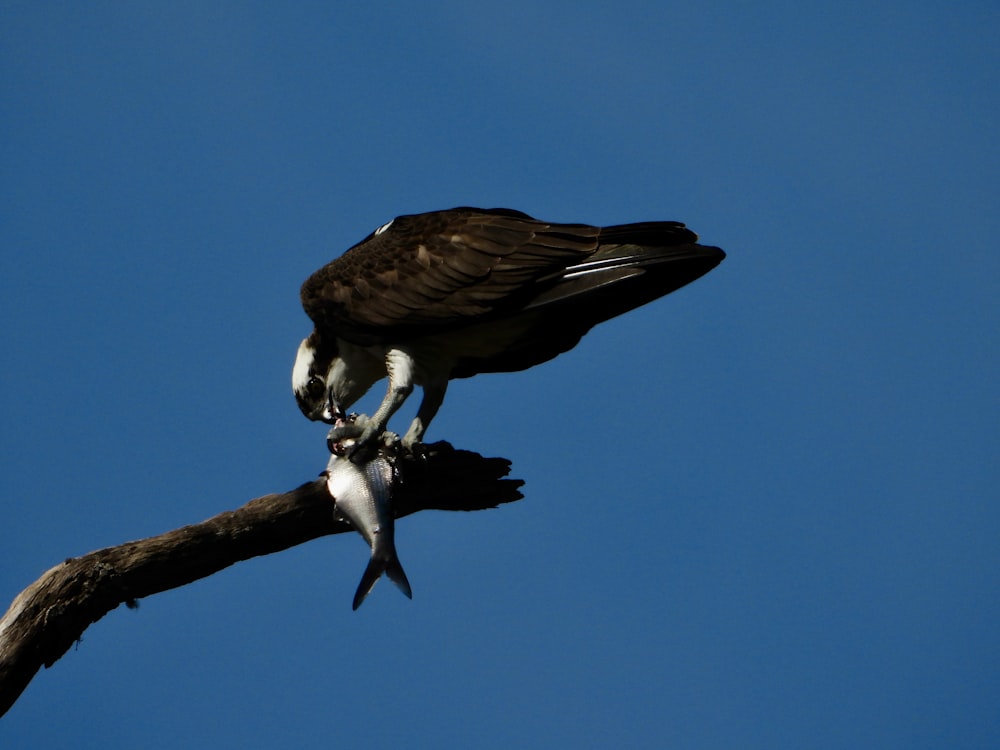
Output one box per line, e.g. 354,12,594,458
352,555,413,610
385,558,413,601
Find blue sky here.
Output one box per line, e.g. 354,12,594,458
2,2,997,747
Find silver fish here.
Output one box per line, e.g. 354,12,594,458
324,442,412,610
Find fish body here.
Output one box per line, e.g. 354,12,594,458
324,448,412,609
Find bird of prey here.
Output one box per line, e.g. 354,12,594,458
293,207,725,456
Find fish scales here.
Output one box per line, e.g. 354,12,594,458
325,448,412,610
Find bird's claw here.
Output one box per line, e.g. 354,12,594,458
327,413,402,463
346,422,381,463
401,438,429,462
326,413,366,455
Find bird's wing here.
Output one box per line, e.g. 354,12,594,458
300,208,603,339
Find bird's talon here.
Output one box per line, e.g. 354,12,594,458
402,439,428,461
346,423,382,463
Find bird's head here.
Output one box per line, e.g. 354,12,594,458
292,333,343,423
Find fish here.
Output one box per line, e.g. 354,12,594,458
323,424,412,610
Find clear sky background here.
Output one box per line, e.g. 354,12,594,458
2,2,997,748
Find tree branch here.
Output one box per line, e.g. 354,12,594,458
0,442,523,717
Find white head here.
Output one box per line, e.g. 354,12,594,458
292,332,383,423
292,334,339,422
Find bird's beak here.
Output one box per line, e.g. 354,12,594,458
309,401,335,424
325,394,346,425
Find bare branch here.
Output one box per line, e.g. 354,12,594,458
0,442,523,717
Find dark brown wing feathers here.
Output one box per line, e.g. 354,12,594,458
300,207,721,343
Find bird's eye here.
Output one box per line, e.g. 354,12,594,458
306,376,325,399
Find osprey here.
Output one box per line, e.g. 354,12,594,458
293,207,725,456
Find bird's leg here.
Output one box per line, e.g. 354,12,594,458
402,380,447,454
349,348,415,462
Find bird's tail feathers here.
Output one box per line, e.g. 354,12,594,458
352,554,413,610
525,240,723,312
599,220,697,246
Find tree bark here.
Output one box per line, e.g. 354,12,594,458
0,442,522,717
